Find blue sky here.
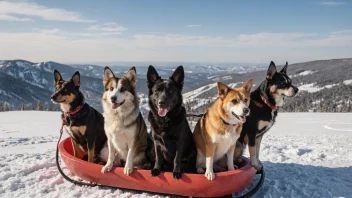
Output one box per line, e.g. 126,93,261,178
0,0,351,64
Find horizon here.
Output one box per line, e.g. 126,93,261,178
0,1,351,64
2,57,352,68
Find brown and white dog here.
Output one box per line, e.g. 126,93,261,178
193,79,253,180
100,66,148,176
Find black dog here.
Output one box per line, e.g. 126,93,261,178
51,70,107,163
147,65,196,179
235,62,298,170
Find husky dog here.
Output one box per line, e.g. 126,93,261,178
147,65,197,180
235,61,299,170
193,80,253,180
51,70,107,163
101,66,148,176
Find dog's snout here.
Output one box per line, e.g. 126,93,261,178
158,100,165,106
51,93,57,100
243,108,250,115
293,87,299,94
110,96,117,103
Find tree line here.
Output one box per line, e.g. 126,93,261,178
0,101,59,112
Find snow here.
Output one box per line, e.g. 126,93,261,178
343,79,352,85
15,61,31,69
221,76,232,81
183,82,217,100
1,111,352,198
290,70,316,78
207,75,219,79
298,83,338,93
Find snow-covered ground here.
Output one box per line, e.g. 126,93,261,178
0,111,351,198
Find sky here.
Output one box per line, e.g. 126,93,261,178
0,0,351,65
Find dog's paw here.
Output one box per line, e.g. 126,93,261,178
197,167,205,174
151,168,160,177
124,165,133,176
101,164,113,173
251,162,262,171
205,170,215,181
173,171,182,180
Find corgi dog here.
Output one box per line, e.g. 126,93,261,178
100,66,148,176
193,79,253,180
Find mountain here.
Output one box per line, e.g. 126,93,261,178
182,58,352,114
1,58,351,113
0,59,260,111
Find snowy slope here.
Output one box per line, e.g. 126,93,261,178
1,112,352,198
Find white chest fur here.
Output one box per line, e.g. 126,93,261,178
211,127,239,162
104,115,136,160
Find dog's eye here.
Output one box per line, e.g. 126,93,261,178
232,99,237,104
110,87,114,91
244,98,248,103
120,87,126,92
105,88,108,91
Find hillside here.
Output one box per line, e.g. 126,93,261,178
0,58,351,113
183,58,352,114
0,59,262,111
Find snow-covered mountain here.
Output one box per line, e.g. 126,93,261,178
1,60,262,111
1,58,351,112
183,58,352,113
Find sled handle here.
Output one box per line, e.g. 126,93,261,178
235,168,265,198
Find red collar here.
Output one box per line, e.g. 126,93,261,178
62,104,84,125
260,96,277,111
63,104,84,116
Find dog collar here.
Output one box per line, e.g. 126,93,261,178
63,104,84,116
221,117,236,126
260,96,277,111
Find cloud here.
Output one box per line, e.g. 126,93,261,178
331,29,352,35
37,28,62,34
0,29,351,63
185,24,202,28
0,14,33,22
0,1,95,23
318,1,346,6
88,23,127,35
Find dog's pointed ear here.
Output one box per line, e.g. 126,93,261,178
280,62,288,74
266,61,277,80
242,79,253,94
147,65,160,88
170,65,184,89
53,69,62,83
103,66,115,85
124,66,137,87
217,82,229,100
71,71,80,87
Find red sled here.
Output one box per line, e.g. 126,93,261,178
58,137,264,197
